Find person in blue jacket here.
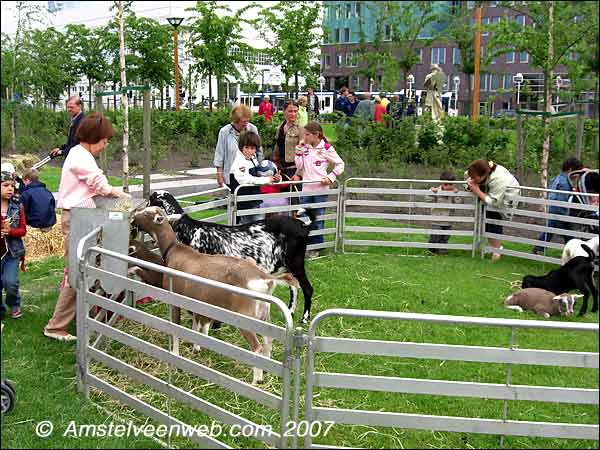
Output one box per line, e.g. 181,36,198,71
20,168,56,232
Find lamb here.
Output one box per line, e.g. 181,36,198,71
522,244,598,316
148,190,316,323
561,236,599,265
133,206,300,385
505,288,581,318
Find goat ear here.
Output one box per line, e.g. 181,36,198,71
167,214,183,223
573,294,584,299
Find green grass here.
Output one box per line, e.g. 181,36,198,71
2,233,597,448
37,167,144,193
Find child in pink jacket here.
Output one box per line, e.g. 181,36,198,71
292,121,345,255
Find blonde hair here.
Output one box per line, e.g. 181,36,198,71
297,95,307,106
374,95,382,103
230,104,252,122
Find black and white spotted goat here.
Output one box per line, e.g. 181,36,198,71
148,190,317,323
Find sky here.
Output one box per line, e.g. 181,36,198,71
0,1,292,49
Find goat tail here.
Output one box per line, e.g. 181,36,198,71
582,243,595,261
296,208,317,229
273,272,300,290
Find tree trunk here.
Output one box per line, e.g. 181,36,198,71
466,75,472,118
113,82,117,112
118,0,129,193
160,87,164,110
208,69,213,112
295,72,299,97
88,79,93,110
540,2,554,192
9,112,17,153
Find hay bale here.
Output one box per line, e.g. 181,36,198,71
3,154,41,174
23,213,64,262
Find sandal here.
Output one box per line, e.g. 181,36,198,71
43,330,77,342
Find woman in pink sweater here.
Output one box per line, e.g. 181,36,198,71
292,121,345,257
44,113,129,342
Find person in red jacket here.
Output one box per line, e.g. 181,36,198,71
258,95,274,121
373,95,387,123
1,171,27,320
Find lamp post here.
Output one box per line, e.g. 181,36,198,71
369,77,374,93
167,17,184,111
513,72,523,107
453,75,460,115
555,75,562,109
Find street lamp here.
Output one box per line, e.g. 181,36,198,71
555,75,562,108
167,17,184,112
407,74,415,99
513,72,524,107
369,77,375,92
453,75,460,115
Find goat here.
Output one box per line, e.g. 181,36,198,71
504,288,580,318
522,244,598,316
561,236,599,266
128,238,164,288
149,190,316,323
133,206,300,385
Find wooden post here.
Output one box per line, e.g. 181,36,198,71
143,83,152,200
96,93,108,173
575,105,584,159
516,113,524,182
472,6,482,120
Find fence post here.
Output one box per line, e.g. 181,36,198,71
143,81,152,200
575,106,584,159
516,114,524,182
76,252,90,399
335,182,344,254
500,326,517,447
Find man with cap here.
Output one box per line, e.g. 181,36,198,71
49,96,85,160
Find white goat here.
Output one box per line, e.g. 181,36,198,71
561,236,599,265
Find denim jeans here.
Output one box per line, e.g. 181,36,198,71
534,219,573,251
1,254,21,314
301,194,327,246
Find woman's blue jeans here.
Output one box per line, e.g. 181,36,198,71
301,194,327,245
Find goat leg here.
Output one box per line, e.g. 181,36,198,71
240,329,264,385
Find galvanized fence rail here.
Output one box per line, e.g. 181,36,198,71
303,309,599,449
76,230,299,449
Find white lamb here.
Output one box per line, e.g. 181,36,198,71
561,236,599,265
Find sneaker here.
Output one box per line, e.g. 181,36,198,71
9,307,22,319
43,329,77,342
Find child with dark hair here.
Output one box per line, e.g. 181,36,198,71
1,171,27,320
427,170,462,255
230,131,281,224
532,157,584,255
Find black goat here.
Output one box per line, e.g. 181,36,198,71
522,244,598,316
149,190,316,323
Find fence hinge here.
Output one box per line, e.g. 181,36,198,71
293,333,309,348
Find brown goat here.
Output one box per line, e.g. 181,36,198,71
504,288,581,318
128,238,165,288
133,206,299,384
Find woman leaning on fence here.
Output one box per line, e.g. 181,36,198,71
465,159,520,262
43,113,130,342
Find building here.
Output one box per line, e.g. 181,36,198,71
320,1,581,116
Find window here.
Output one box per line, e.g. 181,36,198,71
503,74,513,89
344,28,350,42
384,23,392,41
480,74,487,91
336,54,343,67
482,17,490,36
467,1,474,8
351,75,360,90
489,74,499,91
415,48,423,63
489,1,498,6
345,3,352,19
324,55,331,68
453,48,461,65
516,15,525,26
376,75,383,90
431,47,446,65
355,2,361,17
346,52,357,67
506,50,515,63
491,16,500,24
334,28,340,43
519,51,529,63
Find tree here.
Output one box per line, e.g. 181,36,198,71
2,1,43,152
66,24,110,110
23,28,79,109
354,9,390,92
118,0,130,192
441,3,476,114
186,1,257,111
488,1,598,189
258,1,322,95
